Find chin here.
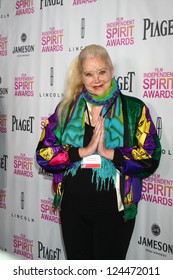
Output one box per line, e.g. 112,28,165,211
91,92,104,96
90,88,106,96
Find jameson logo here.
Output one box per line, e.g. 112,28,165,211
40,0,64,9
12,116,34,133
38,241,61,260
12,45,34,54
143,17,173,40
138,236,173,255
138,224,173,257
12,33,35,56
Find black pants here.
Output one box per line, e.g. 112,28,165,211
60,207,135,260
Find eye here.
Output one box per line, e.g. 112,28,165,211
85,72,93,77
99,70,106,75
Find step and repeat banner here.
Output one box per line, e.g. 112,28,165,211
0,0,173,260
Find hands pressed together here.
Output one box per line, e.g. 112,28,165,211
79,116,114,160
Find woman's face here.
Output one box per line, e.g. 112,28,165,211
81,56,114,96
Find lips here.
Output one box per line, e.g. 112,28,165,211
93,85,103,90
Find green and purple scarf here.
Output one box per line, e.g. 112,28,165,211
62,77,124,190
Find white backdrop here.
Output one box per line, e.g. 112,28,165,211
0,0,173,260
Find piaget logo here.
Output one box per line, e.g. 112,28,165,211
117,72,135,93
12,116,34,133
40,0,63,9
38,241,61,260
143,17,173,40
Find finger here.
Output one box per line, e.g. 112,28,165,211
94,119,102,134
95,116,101,129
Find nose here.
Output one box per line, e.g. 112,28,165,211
93,73,100,83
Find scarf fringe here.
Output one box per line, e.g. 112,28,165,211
65,157,117,191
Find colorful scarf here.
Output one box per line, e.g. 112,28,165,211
61,77,124,190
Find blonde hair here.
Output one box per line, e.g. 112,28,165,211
59,44,114,118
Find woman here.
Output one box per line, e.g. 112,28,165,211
36,44,161,260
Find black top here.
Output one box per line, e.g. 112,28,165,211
61,123,119,213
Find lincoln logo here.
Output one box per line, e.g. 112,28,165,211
156,117,162,140
50,67,54,86
21,192,24,209
81,18,85,38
